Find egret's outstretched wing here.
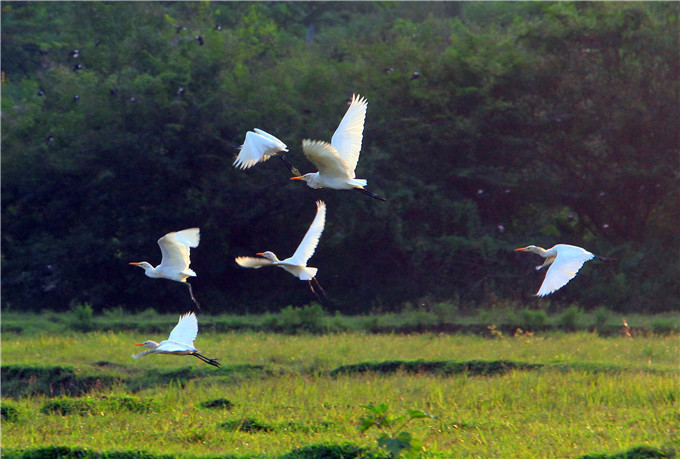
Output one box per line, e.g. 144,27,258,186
288,201,326,266
157,228,199,273
537,246,594,296
302,140,352,179
167,312,199,346
234,129,287,170
235,256,275,269
330,94,367,175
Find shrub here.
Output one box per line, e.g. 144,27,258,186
42,398,96,416
651,319,679,335
592,306,610,329
557,305,584,330
281,443,382,459
279,303,327,333
517,309,548,329
1,403,19,422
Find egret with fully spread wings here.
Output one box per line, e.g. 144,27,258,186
235,201,327,296
233,128,299,175
133,312,219,367
290,94,386,201
129,228,201,307
515,244,614,296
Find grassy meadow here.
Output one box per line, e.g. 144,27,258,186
1,311,679,458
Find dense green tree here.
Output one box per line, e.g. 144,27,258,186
2,2,677,313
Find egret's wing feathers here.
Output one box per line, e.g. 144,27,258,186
157,229,198,273
302,140,352,179
288,201,326,267
234,130,288,170
167,312,198,346
537,247,594,296
235,256,275,269
330,94,367,175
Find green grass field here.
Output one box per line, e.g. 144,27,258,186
2,324,679,458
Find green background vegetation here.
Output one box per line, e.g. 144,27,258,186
2,2,678,315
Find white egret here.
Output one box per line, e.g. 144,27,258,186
233,128,298,174
130,228,201,307
514,244,614,296
290,94,386,201
133,312,219,367
235,200,327,295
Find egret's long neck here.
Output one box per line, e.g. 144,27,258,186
146,341,160,350
529,247,550,257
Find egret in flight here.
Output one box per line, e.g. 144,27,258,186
514,244,615,296
233,128,299,175
130,228,201,308
290,94,386,202
133,312,219,367
235,200,327,296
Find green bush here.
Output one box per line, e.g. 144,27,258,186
42,398,96,416
592,306,610,330
280,443,382,459
1,403,20,422
557,305,584,330
220,417,272,433
651,319,679,335
517,309,548,329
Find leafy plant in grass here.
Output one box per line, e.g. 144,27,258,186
70,301,94,331
359,403,435,458
1,403,20,422
200,398,234,410
592,306,610,330
220,417,272,433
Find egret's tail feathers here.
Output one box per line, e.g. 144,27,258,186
354,187,387,202
299,267,318,281
235,256,275,269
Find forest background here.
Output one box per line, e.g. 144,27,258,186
2,1,678,316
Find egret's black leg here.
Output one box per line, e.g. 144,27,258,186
186,282,200,309
312,277,327,298
278,154,300,176
308,277,328,301
193,352,220,367
354,187,387,202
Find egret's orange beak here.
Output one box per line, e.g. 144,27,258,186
134,343,144,346
289,176,303,180
129,262,140,265
256,252,265,256
514,247,527,252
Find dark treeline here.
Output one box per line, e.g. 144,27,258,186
2,2,678,314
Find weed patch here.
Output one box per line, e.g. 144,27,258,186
329,359,541,377
579,445,678,458
280,443,383,458
0,446,176,458
1,403,20,422
220,417,273,433
1,366,118,398
200,398,234,410
41,395,158,416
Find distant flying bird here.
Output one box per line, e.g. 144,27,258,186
235,201,326,296
514,244,615,296
133,312,219,367
233,128,298,175
130,228,201,307
291,94,386,201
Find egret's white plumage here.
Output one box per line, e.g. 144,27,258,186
235,201,326,285
133,312,219,367
129,228,200,306
291,94,386,201
233,128,288,170
514,244,595,296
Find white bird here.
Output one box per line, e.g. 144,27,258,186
133,312,219,367
233,128,298,174
514,244,614,296
130,228,201,307
235,200,327,295
291,94,386,201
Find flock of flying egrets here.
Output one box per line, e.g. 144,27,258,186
128,93,613,367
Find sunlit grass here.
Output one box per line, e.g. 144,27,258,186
2,331,678,457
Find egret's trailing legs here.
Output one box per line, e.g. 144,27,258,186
354,187,387,202
308,277,327,300
192,352,220,367
186,282,200,309
278,154,300,176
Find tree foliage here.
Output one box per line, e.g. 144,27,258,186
2,2,678,313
